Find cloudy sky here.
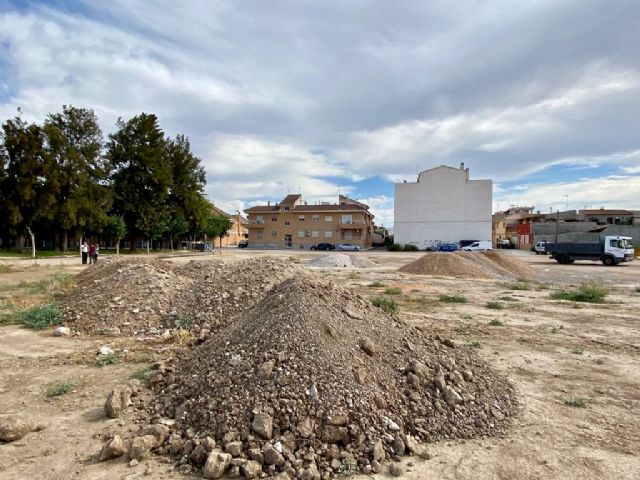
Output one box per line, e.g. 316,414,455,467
2,0,639,227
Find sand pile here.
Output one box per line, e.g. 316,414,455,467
61,257,302,335
399,252,533,280
61,258,191,335
307,254,353,268
142,272,516,478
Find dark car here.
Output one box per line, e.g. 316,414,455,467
238,239,248,248
437,243,460,252
310,242,335,251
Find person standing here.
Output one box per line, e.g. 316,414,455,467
88,243,96,265
93,243,99,264
81,241,88,264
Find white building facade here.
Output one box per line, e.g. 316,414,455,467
394,164,492,247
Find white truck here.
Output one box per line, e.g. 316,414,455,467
546,235,634,266
462,241,493,251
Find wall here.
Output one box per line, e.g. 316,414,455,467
394,166,492,246
533,223,640,243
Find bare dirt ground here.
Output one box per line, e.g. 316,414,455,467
0,249,638,479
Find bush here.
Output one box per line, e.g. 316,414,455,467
367,281,386,288
551,281,609,303
402,244,419,251
505,282,529,290
564,397,588,408
47,382,74,397
16,303,62,330
371,297,398,314
384,287,402,295
488,318,504,326
96,354,118,367
131,366,154,381
439,294,467,303
174,312,194,329
486,301,504,310
386,244,401,252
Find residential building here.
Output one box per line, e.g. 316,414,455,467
211,205,248,246
244,194,374,249
394,164,492,247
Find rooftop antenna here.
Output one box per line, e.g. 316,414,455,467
562,194,569,212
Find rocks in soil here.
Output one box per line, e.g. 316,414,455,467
104,384,132,418
140,268,516,478
99,434,126,461
52,326,71,336
389,463,403,477
130,435,157,461
0,416,44,442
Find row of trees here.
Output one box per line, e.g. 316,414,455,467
0,106,231,256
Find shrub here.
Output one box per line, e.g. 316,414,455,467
488,318,504,326
486,301,504,310
454,323,473,334
469,340,482,348
402,244,419,251
47,381,74,397
96,354,118,367
16,303,62,330
564,397,588,408
371,297,398,315
551,281,609,303
174,312,194,329
384,287,402,295
505,282,529,290
0,265,12,274
440,294,467,303
386,244,401,252
367,281,386,288
131,366,154,381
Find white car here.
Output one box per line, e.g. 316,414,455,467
534,241,547,254
337,243,360,251
462,241,493,251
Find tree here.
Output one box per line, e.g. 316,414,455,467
1,115,58,257
108,215,127,255
203,214,232,242
43,106,111,251
108,113,172,251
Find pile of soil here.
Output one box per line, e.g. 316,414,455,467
61,258,191,335
60,257,302,335
307,254,353,268
143,271,516,479
399,252,533,280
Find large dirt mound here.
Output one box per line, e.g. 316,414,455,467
61,257,302,335
399,252,533,280
145,272,516,478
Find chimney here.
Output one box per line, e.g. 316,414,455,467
460,162,465,170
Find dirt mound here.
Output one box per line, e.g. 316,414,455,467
307,254,353,268
61,258,191,335
399,252,533,280
144,272,516,478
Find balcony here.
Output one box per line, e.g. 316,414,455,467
339,220,366,229
247,220,266,228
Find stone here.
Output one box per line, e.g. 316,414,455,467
409,359,429,378
370,460,382,474
104,385,132,418
434,366,447,392
463,369,474,382
258,360,276,379
328,414,348,426
203,450,232,479
0,416,41,442
129,435,156,461
322,425,348,444
248,448,264,464
228,465,241,478
444,386,462,405
251,412,273,439
241,460,263,479
269,474,292,480
372,439,385,461
392,436,405,456
264,445,285,466
389,463,402,477
359,338,376,356
99,434,126,461
301,463,321,480
402,434,420,454
418,449,433,460
99,346,114,355
296,417,314,438
53,326,71,336
144,424,170,447
225,441,243,456
129,459,139,467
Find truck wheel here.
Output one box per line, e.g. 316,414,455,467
556,255,569,264
602,256,616,266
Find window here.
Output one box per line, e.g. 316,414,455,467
324,216,333,222
256,230,263,239
311,230,319,238
271,216,277,222
298,230,305,238
271,230,277,237
324,231,333,238
298,215,305,222
256,215,264,224
343,231,353,240
284,206,290,211
341,214,353,224
285,221,290,226
312,215,319,223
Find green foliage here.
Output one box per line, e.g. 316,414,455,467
131,366,154,381
505,282,530,290
367,281,386,288
571,347,584,355
0,264,11,273
551,325,564,334
564,397,588,408
47,381,74,397
174,312,194,329
402,244,419,251
386,243,402,252
469,340,482,348
440,294,467,303
371,297,398,314
593,358,605,365
202,213,232,240
488,318,504,326
454,323,473,334
96,354,118,367
384,287,402,295
551,281,609,303
16,303,62,329
486,301,504,310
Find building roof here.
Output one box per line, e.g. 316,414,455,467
581,209,634,216
211,204,247,223
245,203,372,214
279,194,302,205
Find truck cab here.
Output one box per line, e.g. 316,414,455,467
603,236,635,265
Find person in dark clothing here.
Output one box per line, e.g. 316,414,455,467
88,243,96,264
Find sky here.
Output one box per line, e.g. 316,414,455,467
1,0,639,228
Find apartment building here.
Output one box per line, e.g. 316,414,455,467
244,194,374,249
211,204,248,247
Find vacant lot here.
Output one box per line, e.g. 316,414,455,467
0,250,638,479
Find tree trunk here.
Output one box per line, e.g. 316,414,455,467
170,234,174,253
147,237,150,254
62,230,68,253
26,226,36,258
116,237,120,255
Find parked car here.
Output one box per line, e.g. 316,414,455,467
436,243,460,252
497,239,515,249
337,243,360,251
238,239,248,248
462,241,493,251
310,242,335,251
534,241,546,254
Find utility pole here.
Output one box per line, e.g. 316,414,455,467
555,210,560,243
563,194,569,212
